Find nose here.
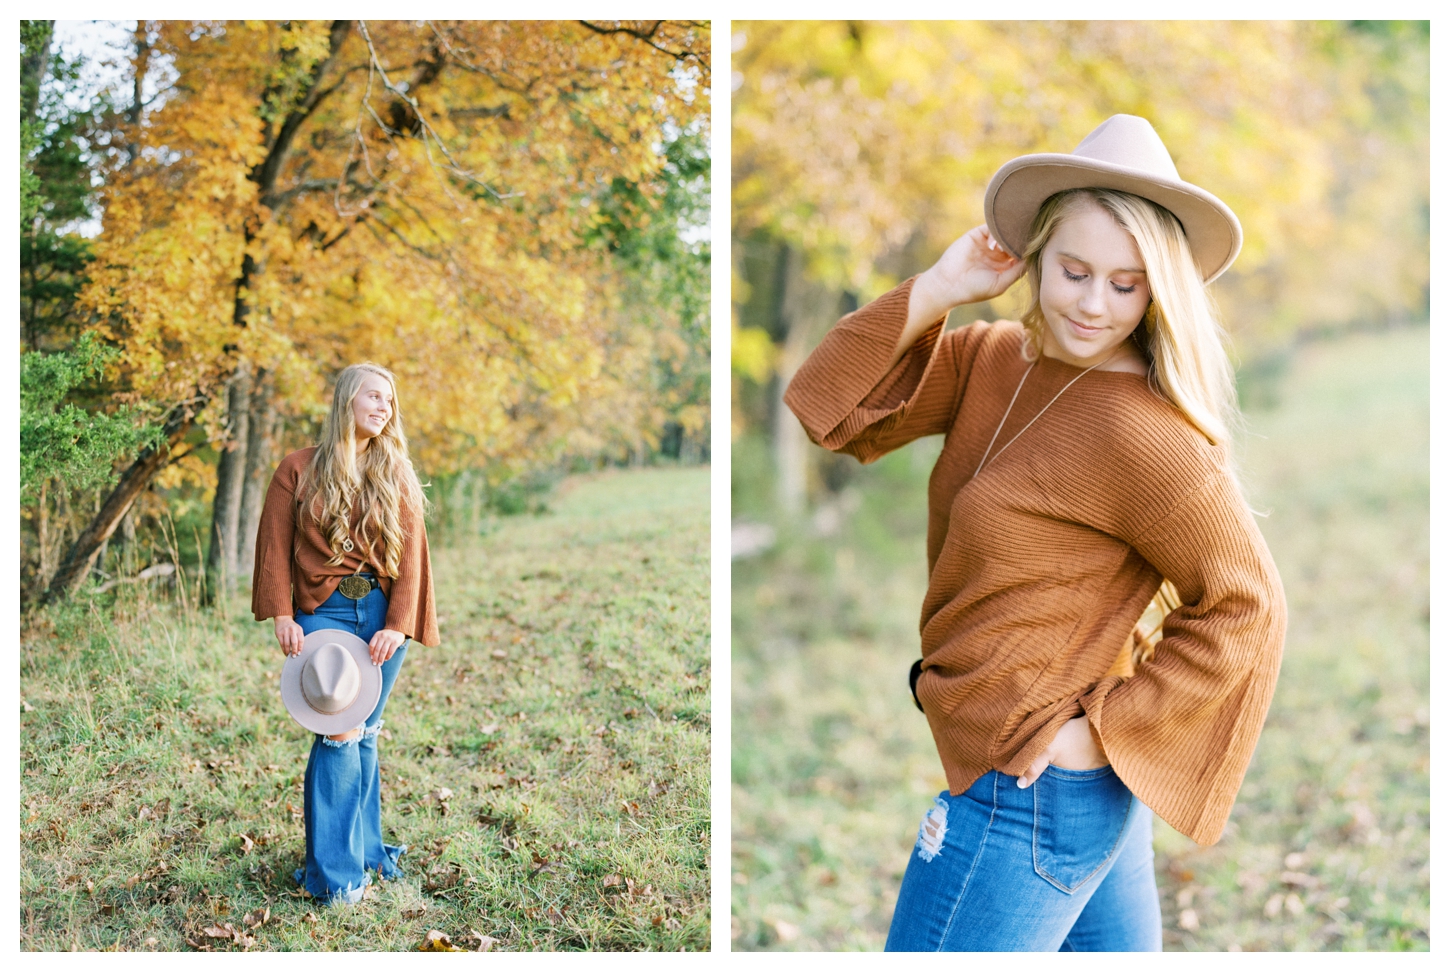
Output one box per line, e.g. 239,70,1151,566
1077,280,1108,319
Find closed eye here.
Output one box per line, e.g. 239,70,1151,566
1063,266,1138,295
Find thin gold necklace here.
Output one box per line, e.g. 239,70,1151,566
971,352,1116,480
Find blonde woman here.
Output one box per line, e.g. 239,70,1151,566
253,362,439,905
785,116,1287,950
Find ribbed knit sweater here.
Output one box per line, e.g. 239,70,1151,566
783,277,1287,845
252,447,440,647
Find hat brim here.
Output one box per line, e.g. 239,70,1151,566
984,153,1243,283
280,628,383,736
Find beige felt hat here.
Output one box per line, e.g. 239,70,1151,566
983,114,1243,283
280,628,382,735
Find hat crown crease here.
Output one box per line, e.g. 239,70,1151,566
301,642,361,713
1073,114,1180,181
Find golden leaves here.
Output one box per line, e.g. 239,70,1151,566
732,21,1427,350
79,20,709,472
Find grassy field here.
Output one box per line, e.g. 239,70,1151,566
730,325,1429,951
20,466,710,951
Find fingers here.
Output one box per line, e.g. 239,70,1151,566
1018,750,1051,789
277,623,304,657
369,632,400,666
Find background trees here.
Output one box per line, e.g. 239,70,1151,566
19,19,710,605
731,21,1428,513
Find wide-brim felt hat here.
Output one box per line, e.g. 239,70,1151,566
984,114,1243,283
280,628,382,735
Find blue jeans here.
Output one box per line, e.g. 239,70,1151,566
294,584,408,904
885,768,1161,951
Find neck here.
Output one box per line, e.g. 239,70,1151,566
1040,337,1147,376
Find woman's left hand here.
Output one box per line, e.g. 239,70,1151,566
368,628,407,666
1017,716,1108,788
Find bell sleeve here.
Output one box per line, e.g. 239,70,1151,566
1079,466,1288,845
783,275,987,464
251,457,301,622
382,494,440,647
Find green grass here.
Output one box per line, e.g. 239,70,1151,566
730,326,1429,951
21,466,710,951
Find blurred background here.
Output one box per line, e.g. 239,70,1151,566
730,21,1428,951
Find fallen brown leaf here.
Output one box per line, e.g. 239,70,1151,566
460,929,497,952
21,699,34,713
200,923,235,939
419,929,465,952
242,906,270,928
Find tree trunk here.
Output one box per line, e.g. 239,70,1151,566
237,368,278,585
36,478,52,593
42,396,203,604
118,505,136,576
773,246,842,516
93,490,108,579
206,361,253,596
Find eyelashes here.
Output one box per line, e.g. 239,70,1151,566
1061,267,1138,295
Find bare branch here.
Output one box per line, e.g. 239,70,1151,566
355,20,518,204
577,20,708,63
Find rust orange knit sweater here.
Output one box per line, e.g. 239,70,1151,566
784,277,1287,845
251,447,440,647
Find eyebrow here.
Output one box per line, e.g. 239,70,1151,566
1057,251,1145,275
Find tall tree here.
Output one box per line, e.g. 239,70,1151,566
44,19,710,602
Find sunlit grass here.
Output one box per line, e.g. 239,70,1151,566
730,326,1428,951
21,466,710,951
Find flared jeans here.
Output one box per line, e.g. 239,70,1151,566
885,767,1162,951
294,584,408,904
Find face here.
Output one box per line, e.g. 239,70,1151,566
350,373,394,443
1036,202,1151,368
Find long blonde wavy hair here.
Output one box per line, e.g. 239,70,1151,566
300,363,427,578
1018,188,1240,448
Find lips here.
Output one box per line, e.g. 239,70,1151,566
1066,317,1102,338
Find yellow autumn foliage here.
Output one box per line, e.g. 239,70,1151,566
732,21,1427,370
83,20,710,473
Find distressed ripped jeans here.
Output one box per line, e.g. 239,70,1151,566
885,767,1161,951
294,585,408,905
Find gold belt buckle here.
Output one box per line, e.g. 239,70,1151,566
338,574,372,600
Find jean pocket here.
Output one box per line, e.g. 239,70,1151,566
1031,765,1133,893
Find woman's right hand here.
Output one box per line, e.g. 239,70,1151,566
895,225,1027,366
274,615,304,657
920,225,1027,311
